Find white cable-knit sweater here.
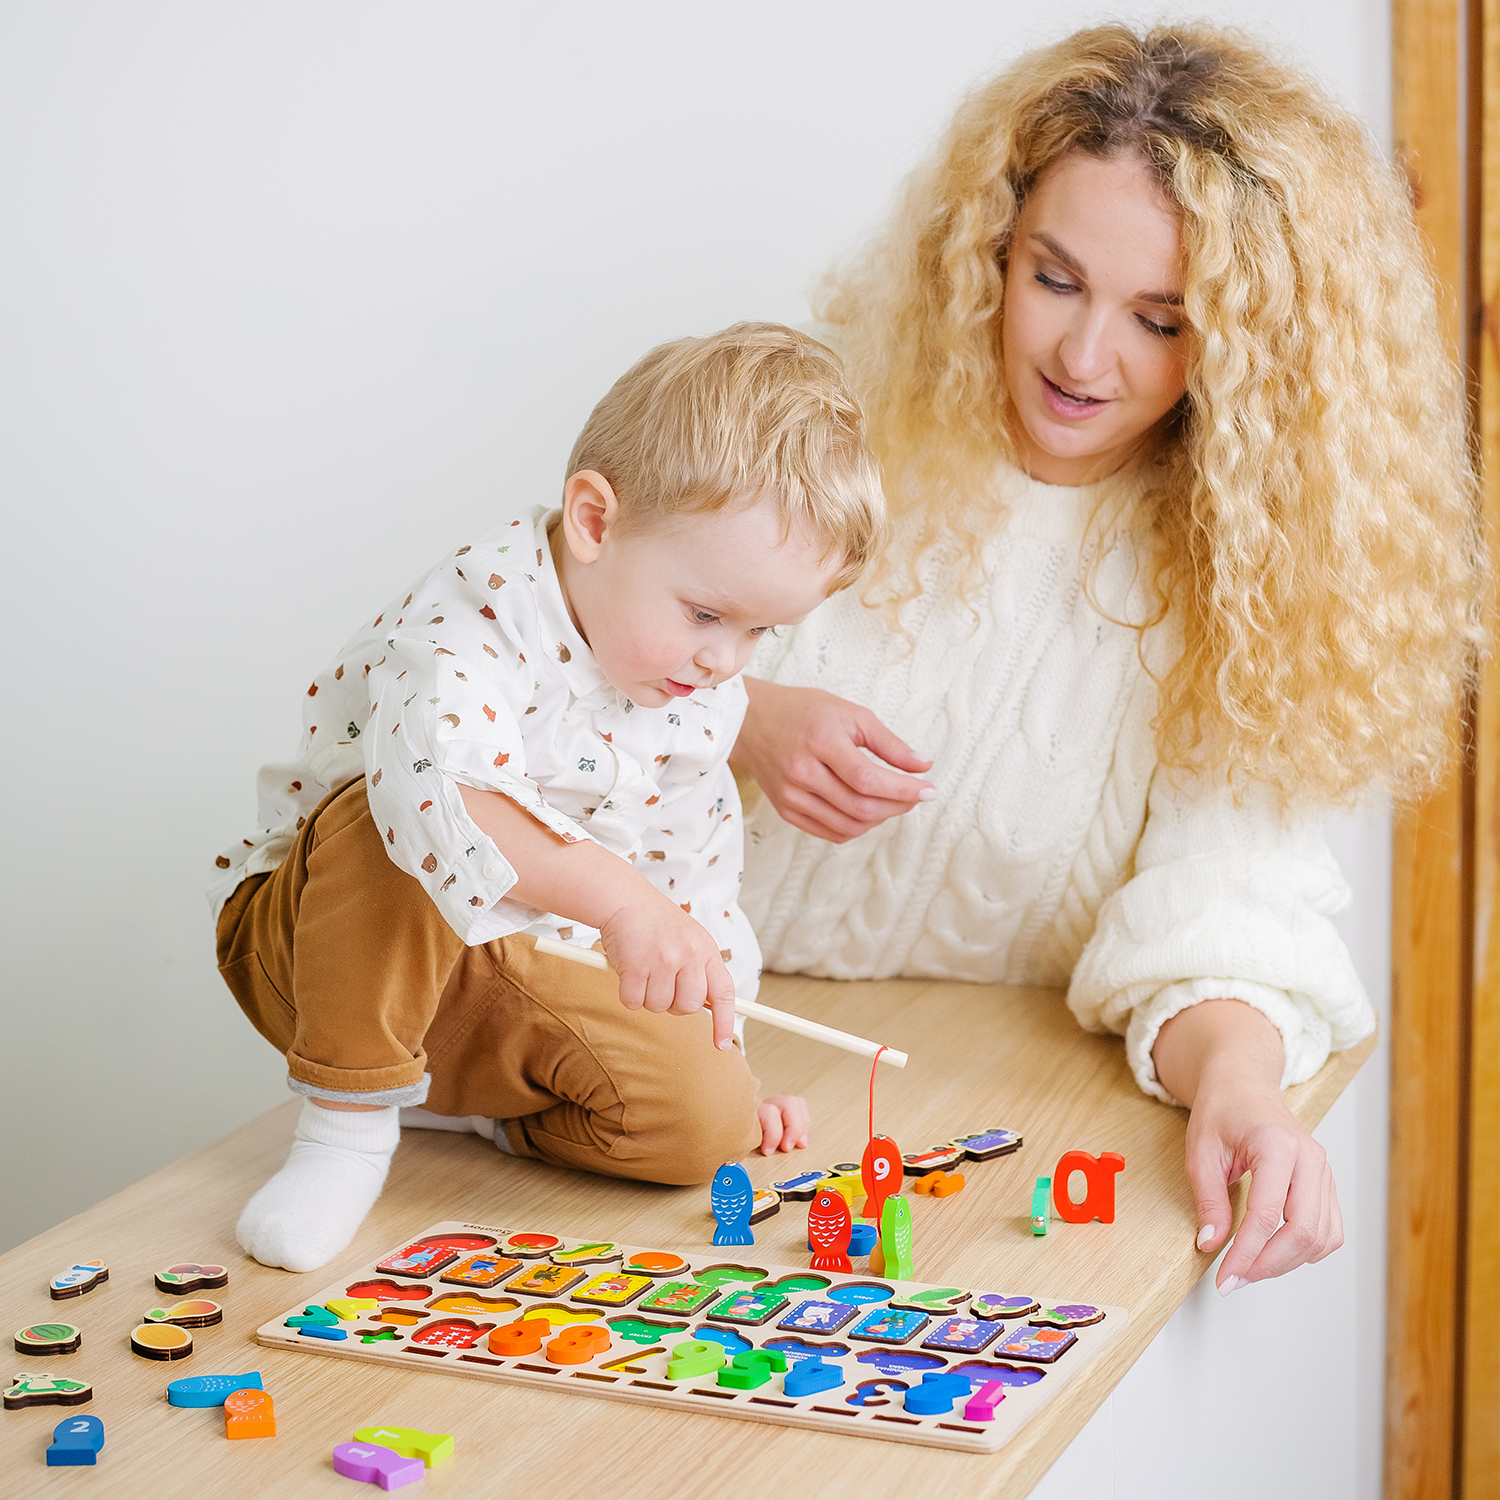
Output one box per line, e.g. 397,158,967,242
740,460,1376,1104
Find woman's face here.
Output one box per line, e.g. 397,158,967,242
1001,151,1190,485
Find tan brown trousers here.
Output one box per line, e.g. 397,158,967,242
216,778,762,1184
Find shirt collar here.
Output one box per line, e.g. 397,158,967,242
531,508,612,704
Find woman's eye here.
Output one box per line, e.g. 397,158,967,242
1138,316,1182,338
1035,272,1076,293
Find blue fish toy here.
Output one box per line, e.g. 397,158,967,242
167,1372,263,1408
710,1161,755,1246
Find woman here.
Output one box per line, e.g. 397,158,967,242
733,23,1484,1290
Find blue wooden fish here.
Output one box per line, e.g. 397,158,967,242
46,1414,104,1466
710,1162,754,1246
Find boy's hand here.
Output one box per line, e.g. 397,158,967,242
757,1095,811,1155
598,890,738,1049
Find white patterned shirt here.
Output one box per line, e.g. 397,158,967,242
209,506,760,998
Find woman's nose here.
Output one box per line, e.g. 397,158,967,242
1058,311,1114,385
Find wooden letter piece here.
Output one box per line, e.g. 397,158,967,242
1052,1152,1126,1224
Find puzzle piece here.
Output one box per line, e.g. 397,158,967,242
783,1355,844,1396
4,1373,93,1409
154,1262,228,1295
46,1414,104,1466
353,1425,454,1466
13,1323,81,1356
333,1441,425,1490
964,1381,1007,1421
224,1388,276,1439
49,1261,107,1300
167,1372,263,1408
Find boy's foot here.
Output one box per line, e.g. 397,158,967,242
236,1100,399,1273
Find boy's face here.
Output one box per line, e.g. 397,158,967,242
555,477,841,709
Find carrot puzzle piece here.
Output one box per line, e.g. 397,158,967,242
224,1387,276,1439
353,1425,455,1466
807,1190,853,1273
333,1441,424,1490
1052,1151,1126,1224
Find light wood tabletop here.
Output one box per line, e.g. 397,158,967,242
0,973,1372,1498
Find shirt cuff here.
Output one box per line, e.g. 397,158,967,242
1124,977,1333,1107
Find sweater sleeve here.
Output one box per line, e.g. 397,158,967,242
1066,764,1376,1105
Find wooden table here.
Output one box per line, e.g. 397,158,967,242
0,974,1371,1497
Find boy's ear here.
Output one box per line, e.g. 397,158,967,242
560,471,620,563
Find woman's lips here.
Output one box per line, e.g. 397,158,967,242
1040,373,1112,421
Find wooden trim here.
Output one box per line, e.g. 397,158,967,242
1466,0,1500,1488
1389,1,1473,1497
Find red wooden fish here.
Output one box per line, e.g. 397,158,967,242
807,1190,853,1273
861,1134,902,1225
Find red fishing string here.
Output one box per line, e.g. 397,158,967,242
869,1046,888,1141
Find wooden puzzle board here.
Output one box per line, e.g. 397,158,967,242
256,1219,1127,1454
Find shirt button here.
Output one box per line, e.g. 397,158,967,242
483,860,502,879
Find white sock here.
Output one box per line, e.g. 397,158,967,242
236,1100,400,1273
401,1106,514,1155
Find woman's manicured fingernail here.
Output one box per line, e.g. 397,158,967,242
918,788,937,801
718,1038,733,1050
1217,1275,1248,1296
1196,1225,1216,1249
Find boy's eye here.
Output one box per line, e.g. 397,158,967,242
691,609,718,625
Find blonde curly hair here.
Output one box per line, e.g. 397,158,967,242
821,21,1486,803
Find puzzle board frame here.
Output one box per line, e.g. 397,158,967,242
257,1220,1127,1453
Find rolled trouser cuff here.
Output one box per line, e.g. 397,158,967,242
288,1072,431,1108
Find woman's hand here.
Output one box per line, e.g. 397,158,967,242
757,1094,811,1155
1153,999,1343,1290
732,677,935,843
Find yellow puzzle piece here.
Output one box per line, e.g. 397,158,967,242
326,1299,379,1322
353,1425,454,1467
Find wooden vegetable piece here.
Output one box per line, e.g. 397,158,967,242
333,1441,425,1490
224,1387,276,1439
14,1323,82,1356
49,1261,107,1300
552,1241,623,1266
1053,1151,1125,1224
710,1162,755,1246
144,1299,222,1328
620,1251,690,1278
46,1414,105,1466
352,1425,455,1466
4,1373,93,1409
130,1324,193,1361
1030,1303,1106,1329
970,1293,1040,1320
154,1263,228,1295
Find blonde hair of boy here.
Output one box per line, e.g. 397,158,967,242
566,322,887,594
820,23,1486,806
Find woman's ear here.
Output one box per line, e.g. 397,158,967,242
560,470,620,563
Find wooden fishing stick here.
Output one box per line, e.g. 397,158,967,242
533,935,909,1068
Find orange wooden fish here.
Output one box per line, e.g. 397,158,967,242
807,1190,853,1273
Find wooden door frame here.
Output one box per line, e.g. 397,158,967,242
1388,1,1498,1495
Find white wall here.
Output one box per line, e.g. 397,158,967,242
0,3,1390,1493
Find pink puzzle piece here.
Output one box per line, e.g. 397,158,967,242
332,1441,425,1490
964,1380,1006,1421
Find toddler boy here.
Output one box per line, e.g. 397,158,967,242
210,323,886,1271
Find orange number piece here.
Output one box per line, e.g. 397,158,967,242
487,1317,550,1355
1052,1151,1126,1224
546,1324,610,1364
